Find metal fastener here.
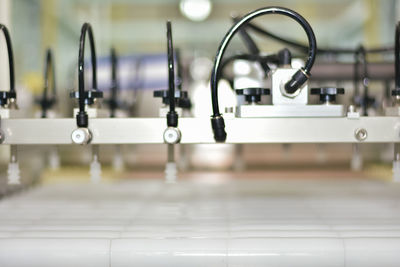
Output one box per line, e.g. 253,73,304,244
355,128,368,141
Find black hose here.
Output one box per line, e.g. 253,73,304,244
41,48,56,118
395,22,400,89
77,22,97,127
244,20,394,55
210,7,317,142
110,47,118,117
167,21,175,113
0,24,15,96
166,21,178,127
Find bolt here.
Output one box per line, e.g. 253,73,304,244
163,127,181,144
355,128,368,141
71,128,92,145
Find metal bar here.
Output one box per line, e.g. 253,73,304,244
1,117,399,144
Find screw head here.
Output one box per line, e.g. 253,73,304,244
163,127,181,144
355,128,368,141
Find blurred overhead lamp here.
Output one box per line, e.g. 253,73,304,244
179,0,212,21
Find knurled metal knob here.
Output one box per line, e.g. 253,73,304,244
310,87,344,103
235,87,270,103
153,90,188,106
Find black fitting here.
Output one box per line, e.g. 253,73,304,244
167,111,178,128
0,91,16,106
76,111,89,128
284,69,309,94
211,116,227,143
0,24,16,107
278,48,292,66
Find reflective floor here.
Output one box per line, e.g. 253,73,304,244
0,175,399,266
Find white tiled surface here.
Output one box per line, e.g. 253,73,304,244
0,178,399,266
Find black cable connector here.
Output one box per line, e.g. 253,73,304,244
166,21,179,128
277,48,292,66
284,69,309,94
211,116,227,143
210,7,317,142
0,24,16,107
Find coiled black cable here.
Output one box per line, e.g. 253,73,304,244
76,22,97,127
0,24,16,101
210,7,317,142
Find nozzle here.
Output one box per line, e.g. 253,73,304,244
284,69,309,95
90,146,101,183
165,162,177,184
7,162,20,185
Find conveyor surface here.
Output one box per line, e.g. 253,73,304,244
0,178,399,266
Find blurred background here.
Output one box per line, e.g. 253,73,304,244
1,0,399,100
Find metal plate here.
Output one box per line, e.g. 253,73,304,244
1,117,399,144
236,104,345,118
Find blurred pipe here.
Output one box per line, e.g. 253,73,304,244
311,62,393,81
